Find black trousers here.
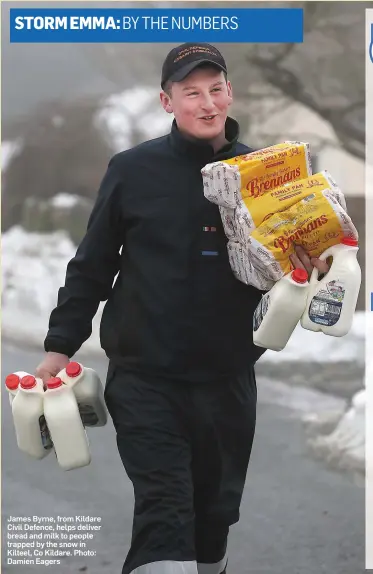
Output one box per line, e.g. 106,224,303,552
104,364,257,574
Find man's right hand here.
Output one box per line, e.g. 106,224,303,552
35,352,70,387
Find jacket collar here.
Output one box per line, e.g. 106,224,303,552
168,116,240,163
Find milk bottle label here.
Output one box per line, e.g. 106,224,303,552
78,404,99,426
253,293,270,331
308,279,345,326
39,415,53,450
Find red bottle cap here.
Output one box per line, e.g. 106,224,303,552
47,377,63,390
291,268,308,284
341,237,358,247
65,362,82,378
5,374,20,391
20,375,37,389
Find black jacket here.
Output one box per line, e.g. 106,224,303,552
44,117,265,382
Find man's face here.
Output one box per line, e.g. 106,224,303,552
160,66,233,141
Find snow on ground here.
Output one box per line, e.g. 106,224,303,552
1,226,103,355
1,227,367,473
304,389,365,474
257,313,365,366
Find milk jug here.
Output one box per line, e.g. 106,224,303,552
43,377,91,471
11,375,53,459
5,371,30,405
57,362,107,427
253,268,309,351
301,237,361,337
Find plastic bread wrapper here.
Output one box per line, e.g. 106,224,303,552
227,240,276,291
202,161,240,209
234,170,347,238
219,206,239,241
202,141,312,210
245,189,358,281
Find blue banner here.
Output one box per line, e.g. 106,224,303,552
10,8,303,43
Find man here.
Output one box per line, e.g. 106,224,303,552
36,43,329,574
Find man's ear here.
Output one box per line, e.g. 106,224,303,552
227,80,233,107
160,91,173,114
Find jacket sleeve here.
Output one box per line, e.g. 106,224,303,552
44,156,124,357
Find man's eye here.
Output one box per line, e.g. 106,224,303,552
187,92,198,96
212,88,222,92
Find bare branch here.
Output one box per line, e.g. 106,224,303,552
246,54,364,160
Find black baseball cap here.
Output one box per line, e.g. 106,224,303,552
161,42,227,89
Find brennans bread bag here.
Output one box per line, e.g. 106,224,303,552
245,189,358,281
235,170,347,238
201,141,312,209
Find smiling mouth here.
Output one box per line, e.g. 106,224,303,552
200,115,217,120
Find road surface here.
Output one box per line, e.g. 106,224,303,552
1,344,365,574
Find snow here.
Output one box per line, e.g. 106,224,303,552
1,139,23,172
50,193,82,209
305,394,365,473
257,313,366,366
1,226,103,354
94,87,172,153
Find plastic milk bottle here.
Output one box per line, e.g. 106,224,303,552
5,371,30,405
43,377,91,471
11,375,53,459
57,362,107,427
301,237,361,336
253,268,309,351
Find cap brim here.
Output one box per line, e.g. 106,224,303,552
167,59,227,84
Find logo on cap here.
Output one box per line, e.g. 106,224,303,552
174,45,221,64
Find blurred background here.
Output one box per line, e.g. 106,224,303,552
1,3,367,573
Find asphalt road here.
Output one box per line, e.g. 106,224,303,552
1,344,365,574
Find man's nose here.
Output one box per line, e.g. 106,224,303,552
200,93,215,112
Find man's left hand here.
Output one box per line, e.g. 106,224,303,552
289,244,330,278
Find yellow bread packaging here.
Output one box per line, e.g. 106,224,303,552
235,170,347,238
245,189,358,280
224,141,312,201
202,141,312,209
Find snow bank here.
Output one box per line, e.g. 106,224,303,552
304,389,365,473
1,226,104,355
258,314,366,366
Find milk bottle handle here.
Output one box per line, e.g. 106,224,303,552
308,244,337,286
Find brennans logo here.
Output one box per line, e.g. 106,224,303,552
246,167,301,198
273,214,328,254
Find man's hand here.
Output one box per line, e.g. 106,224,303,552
290,244,330,278
35,352,70,388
